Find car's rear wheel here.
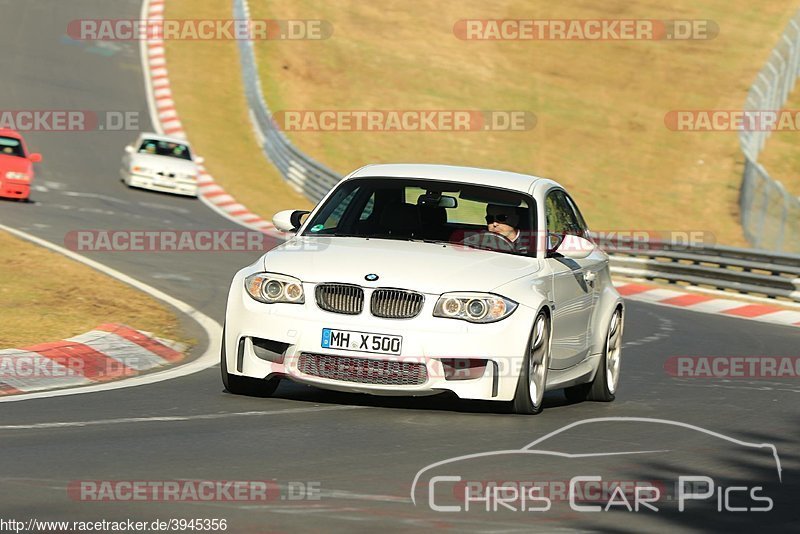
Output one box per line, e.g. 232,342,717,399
564,307,622,403
511,311,550,415
220,326,280,397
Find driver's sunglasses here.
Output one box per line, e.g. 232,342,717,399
485,214,510,224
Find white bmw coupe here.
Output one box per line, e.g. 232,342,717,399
222,164,624,414
120,133,203,197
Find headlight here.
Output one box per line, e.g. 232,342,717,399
5,171,29,181
433,292,518,323
245,273,305,304
131,165,151,175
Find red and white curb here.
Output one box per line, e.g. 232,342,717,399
0,323,187,396
615,282,800,328
140,0,284,238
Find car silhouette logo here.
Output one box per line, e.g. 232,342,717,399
365,273,379,281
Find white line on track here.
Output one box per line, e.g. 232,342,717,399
151,273,192,281
61,191,130,204
0,405,364,430
0,223,221,403
674,382,800,394
137,201,190,214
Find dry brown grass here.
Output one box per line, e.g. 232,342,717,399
0,230,186,348
163,1,313,218
166,0,799,246
756,89,800,197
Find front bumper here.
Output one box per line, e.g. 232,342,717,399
225,274,538,402
123,170,198,197
0,179,30,199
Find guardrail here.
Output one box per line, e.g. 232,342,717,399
605,241,800,303
233,0,800,304
738,10,800,253
234,0,340,203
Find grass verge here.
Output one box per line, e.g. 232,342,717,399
163,0,313,218
165,0,798,247
0,229,187,348
756,87,800,197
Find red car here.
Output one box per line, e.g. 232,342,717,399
0,129,42,201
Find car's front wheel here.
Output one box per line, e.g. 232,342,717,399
220,326,281,397
564,307,622,403
511,311,551,415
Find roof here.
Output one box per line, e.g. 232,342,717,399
136,131,192,145
0,128,23,139
348,163,547,193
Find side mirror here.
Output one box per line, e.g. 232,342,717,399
556,235,596,260
273,209,310,233
195,155,205,164
124,145,134,154
28,153,42,163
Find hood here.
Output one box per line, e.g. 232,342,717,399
262,236,542,294
129,153,197,174
0,154,32,177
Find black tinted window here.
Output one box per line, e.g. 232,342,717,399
303,178,536,256
138,139,192,161
0,136,25,158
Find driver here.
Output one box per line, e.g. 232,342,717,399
485,204,520,244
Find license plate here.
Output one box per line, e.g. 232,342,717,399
321,328,402,355
154,179,175,188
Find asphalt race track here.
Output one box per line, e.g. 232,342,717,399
0,2,798,532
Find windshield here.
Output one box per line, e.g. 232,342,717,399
138,139,192,161
0,136,25,158
301,177,536,256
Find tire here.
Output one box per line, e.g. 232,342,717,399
510,311,551,415
564,307,622,403
220,326,280,397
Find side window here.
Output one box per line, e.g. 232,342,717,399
359,193,375,220
325,188,358,227
564,194,589,236
545,190,583,237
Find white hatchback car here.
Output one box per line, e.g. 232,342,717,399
222,164,624,414
120,133,203,197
